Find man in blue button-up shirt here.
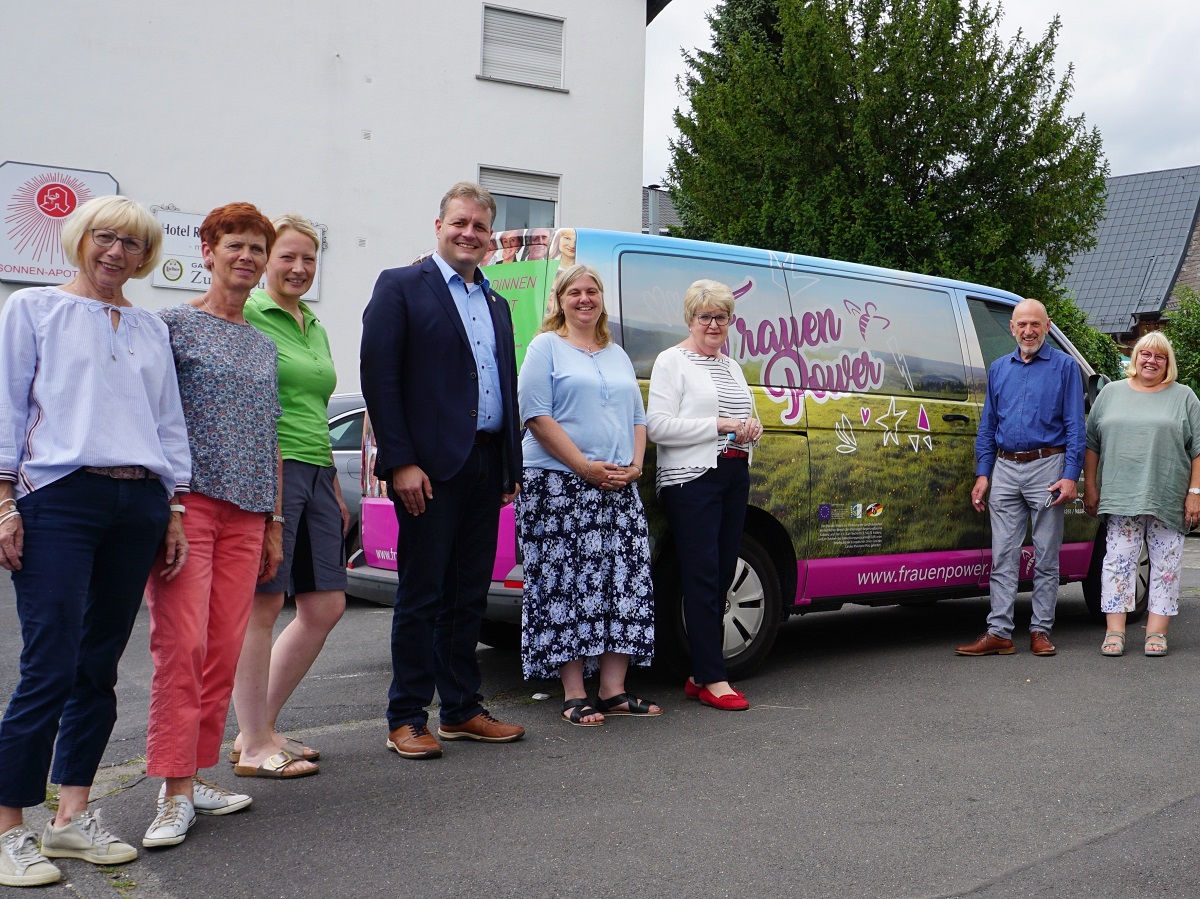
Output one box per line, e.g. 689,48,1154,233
361,183,525,760
957,298,1085,657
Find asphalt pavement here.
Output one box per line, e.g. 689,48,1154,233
4,542,1200,898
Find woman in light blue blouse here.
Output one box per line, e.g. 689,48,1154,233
0,196,189,886
515,265,660,726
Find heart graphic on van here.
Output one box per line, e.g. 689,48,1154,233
860,408,871,425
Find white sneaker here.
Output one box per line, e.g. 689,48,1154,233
143,795,195,848
158,777,252,816
0,825,61,887
41,810,137,865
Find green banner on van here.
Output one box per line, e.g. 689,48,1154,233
483,259,558,369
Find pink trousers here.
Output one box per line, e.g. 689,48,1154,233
145,493,265,778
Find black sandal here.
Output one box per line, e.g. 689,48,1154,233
595,692,663,717
561,698,605,726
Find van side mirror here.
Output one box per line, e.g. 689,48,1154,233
1085,372,1110,411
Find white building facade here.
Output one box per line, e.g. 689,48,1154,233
1,2,660,389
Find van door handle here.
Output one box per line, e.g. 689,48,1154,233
942,414,970,423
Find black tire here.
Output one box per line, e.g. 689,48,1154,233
1082,522,1149,624
654,532,783,681
478,619,521,650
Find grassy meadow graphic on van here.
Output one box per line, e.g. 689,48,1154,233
619,250,986,560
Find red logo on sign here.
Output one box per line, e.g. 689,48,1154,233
35,183,77,218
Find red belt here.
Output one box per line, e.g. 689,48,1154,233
719,448,749,459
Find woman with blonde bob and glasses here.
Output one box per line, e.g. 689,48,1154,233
1084,331,1200,657
516,265,660,726
0,197,190,886
647,279,762,711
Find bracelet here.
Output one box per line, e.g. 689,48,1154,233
583,462,594,481
631,465,643,475
268,514,285,525
169,504,186,515
0,498,16,509
0,509,20,525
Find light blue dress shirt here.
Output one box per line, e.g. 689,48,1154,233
432,252,503,433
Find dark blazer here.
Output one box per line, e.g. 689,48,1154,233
360,256,521,492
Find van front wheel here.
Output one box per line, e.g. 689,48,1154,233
655,533,783,681
1082,523,1149,624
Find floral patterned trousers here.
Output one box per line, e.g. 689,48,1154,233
1101,514,1184,616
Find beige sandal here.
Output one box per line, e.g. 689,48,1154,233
1100,631,1125,657
1145,632,1168,657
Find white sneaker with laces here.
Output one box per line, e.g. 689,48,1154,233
0,825,61,887
158,777,251,816
143,795,195,848
41,810,137,865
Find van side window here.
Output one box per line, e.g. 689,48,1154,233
969,298,1067,369
619,252,791,382
783,270,967,400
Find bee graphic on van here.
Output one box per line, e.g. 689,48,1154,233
844,299,891,339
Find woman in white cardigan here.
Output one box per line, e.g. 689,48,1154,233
646,280,763,711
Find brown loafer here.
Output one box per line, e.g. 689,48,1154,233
386,724,442,759
1030,631,1056,656
955,632,1016,656
437,712,525,743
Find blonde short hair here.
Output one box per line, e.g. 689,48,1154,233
61,195,162,279
539,264,610,347
271,213,320,253
1125,331,1178,384
682,279,735,325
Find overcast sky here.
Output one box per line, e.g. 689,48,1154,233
643,0,1200,185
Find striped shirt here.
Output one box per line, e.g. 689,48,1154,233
657,349,753,490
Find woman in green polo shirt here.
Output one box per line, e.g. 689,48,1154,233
229,214,347,777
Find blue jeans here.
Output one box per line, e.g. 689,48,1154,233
659,456,750,685
386,443,501,729
0,470,168,808
986,455,1065,639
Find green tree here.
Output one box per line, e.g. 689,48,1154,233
1164,285,1200,391
668,0,1109,300
1044,287,1123,380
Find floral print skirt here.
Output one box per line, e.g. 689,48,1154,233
515,467,655,681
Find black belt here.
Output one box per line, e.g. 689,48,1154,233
473,431,499,446
997,446,1065,463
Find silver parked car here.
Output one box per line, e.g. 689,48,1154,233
327,392,365,558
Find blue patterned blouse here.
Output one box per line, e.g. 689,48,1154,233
159,305,281,512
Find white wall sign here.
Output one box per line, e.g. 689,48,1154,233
0,161,118,285
152,207,324,301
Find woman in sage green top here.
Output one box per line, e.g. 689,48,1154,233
230,213,347,777
1084,331,1200,657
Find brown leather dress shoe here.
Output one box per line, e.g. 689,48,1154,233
955,632,1016,655
1030,630,1057,656
437,712,525,743
387,724,443,759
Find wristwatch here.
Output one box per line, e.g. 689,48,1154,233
268,514,286,524
1189,488,1200,496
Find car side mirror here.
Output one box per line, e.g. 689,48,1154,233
1085,372,1110,411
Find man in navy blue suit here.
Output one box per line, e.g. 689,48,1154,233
361,183,524,759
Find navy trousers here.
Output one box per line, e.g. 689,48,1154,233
386,443,501,729
659,456,750,685
0,470,167,808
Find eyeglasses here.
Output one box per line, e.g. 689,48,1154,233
695,313,731,327
1137,351,1167,363
90,229,148,255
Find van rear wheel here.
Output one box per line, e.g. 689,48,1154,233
1082,523,1149,624
654,532,783,681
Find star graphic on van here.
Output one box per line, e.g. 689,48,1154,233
876,397,907,447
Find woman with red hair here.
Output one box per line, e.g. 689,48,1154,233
142,203,290,851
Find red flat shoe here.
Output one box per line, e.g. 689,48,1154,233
684,679,745,700
698,686,750,711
